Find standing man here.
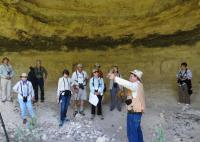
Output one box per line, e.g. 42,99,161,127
34,60,48,103
109,65,123,111
176,62,192,105
27,66,37,101
108,69,145,142
71,64,88,116
0,57,14,102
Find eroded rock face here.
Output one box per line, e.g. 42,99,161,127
0,0,200,49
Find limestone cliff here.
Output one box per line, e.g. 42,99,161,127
0,0,200,50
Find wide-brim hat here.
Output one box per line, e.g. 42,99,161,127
77,64,83,68
130,69,143,81
20,73,28,78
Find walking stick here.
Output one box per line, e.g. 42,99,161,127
0,112,9,142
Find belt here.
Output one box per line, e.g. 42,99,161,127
127,110,142,114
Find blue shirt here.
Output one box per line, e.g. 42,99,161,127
89,77,104,96
0,64,14,78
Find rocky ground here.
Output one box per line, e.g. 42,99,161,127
0,84,200,142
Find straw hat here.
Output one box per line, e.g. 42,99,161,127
77,64,83,68
20,73,28,78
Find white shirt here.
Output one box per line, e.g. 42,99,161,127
71,70,88,86
13,80,34,101
57,77,73,96
114,77,139,98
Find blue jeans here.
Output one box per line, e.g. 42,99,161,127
60,95,71,122
18,99,34,119
127,113,143,142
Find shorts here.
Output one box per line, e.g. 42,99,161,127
72,88,87,100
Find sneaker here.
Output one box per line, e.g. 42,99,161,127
1,100,6,103
177,102,181,105
73,111,78,117
33,100,38,103
100,115,104,120
110,108,114,111
79,111,85,116
7,99,13,102
22,119,27,128
90,114,95,120
117,107,122,112
65,117,70,122
59,121,64,127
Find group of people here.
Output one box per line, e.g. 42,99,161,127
0,56,193,142
0,57,48,127
56,63,124,126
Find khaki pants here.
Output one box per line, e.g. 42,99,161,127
178,83,190,104
1,78,12,101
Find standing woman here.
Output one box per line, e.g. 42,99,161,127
13,73,35,126
0,57,14,102
89,68,104,120
176,62,192,105
57,69,73,127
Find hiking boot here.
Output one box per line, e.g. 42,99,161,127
90,114,95,120
79,111,85,116
73,111,78,117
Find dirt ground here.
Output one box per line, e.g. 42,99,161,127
0,82,200,142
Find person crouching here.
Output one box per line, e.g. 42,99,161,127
89,69,104,120
13,73,35,127
57,69,73,127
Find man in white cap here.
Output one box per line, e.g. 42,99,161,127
13,73,35,126
71,64,89,116
108,69,145,142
